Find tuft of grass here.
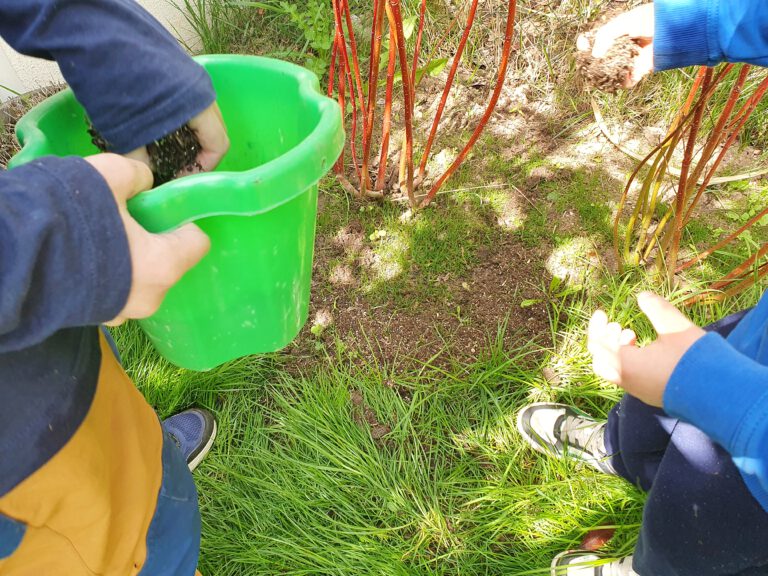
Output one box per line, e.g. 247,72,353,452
118,318,645,575
176,0,311,60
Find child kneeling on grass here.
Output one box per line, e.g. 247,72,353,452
0,1,228,574
518,2,768,575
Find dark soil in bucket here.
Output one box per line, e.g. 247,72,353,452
577,34,640,93
89,124,202,186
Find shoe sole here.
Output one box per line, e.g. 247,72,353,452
516,402,615,475
551,550,601,575
188,419,217,472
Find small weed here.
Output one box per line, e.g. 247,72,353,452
275,0,335,76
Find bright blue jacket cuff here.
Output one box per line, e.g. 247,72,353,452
654,0,768,71
654,0,718,71
664,332,768,489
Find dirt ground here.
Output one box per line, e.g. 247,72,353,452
299,214,553,369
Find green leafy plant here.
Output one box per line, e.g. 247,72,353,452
278,0,335,76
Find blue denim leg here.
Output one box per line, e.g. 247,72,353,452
0,514,25,559
604,394,677,491
138,431,201,576
634,421,768,575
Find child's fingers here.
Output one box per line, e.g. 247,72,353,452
592,4,654,58
638,292,694,335
576,34,591,52
587,310,609,353
626,44,654,87
124,146,152,169
620,328,637,347
190,103,230,172
591,348,621,384
592,18,627,58
605,321,623,344
85,153,154,201
588,313,625,352
588,310,608,336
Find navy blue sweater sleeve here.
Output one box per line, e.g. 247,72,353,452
0,0,215,152
0,158,130,352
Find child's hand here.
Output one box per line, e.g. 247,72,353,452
187,102,230,172
84,153,211,325
125,102,230,174
577,3,655,88
588,292,706,407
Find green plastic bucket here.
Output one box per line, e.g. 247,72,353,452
10,55,344,371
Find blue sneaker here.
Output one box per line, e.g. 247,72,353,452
162,408,217,471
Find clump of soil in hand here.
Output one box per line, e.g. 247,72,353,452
89,124,202,186
577,34,640,93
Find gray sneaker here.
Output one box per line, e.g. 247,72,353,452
516,403,616,475
551,551,637,576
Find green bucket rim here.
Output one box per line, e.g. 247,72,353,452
10,54,344,234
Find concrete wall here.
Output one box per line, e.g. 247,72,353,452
0,1,199,101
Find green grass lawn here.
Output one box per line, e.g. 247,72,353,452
116,314,645,576
112,184,765,576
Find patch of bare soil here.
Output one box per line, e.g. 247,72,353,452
287,217,551,373
1,85,65,169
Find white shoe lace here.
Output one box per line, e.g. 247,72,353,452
605,556,638,576
559,416,608,459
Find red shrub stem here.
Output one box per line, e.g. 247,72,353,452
420,0,517,207
685,66,748,191
665,70,711,280
411,0,427,86
712,243,768,289
328,32,339,98
418,0,480,179
340,0,368,138
677,205,768,273
335,50,346,174
386,0,416,206
374,26,397,192
331,0,361,184
360,0,387,194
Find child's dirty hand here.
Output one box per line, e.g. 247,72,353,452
588,292,705,407
85,153,211,325
188,102,230,172
577,3,655,89
125,102,230,175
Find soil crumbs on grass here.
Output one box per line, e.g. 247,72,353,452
287,196,553,373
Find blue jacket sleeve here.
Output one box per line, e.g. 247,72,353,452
0,0,215,152
664,331,768,496
654,0,768,71
0,158,131,352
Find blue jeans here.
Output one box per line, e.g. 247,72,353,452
604,309,768,576
103,326,201,576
